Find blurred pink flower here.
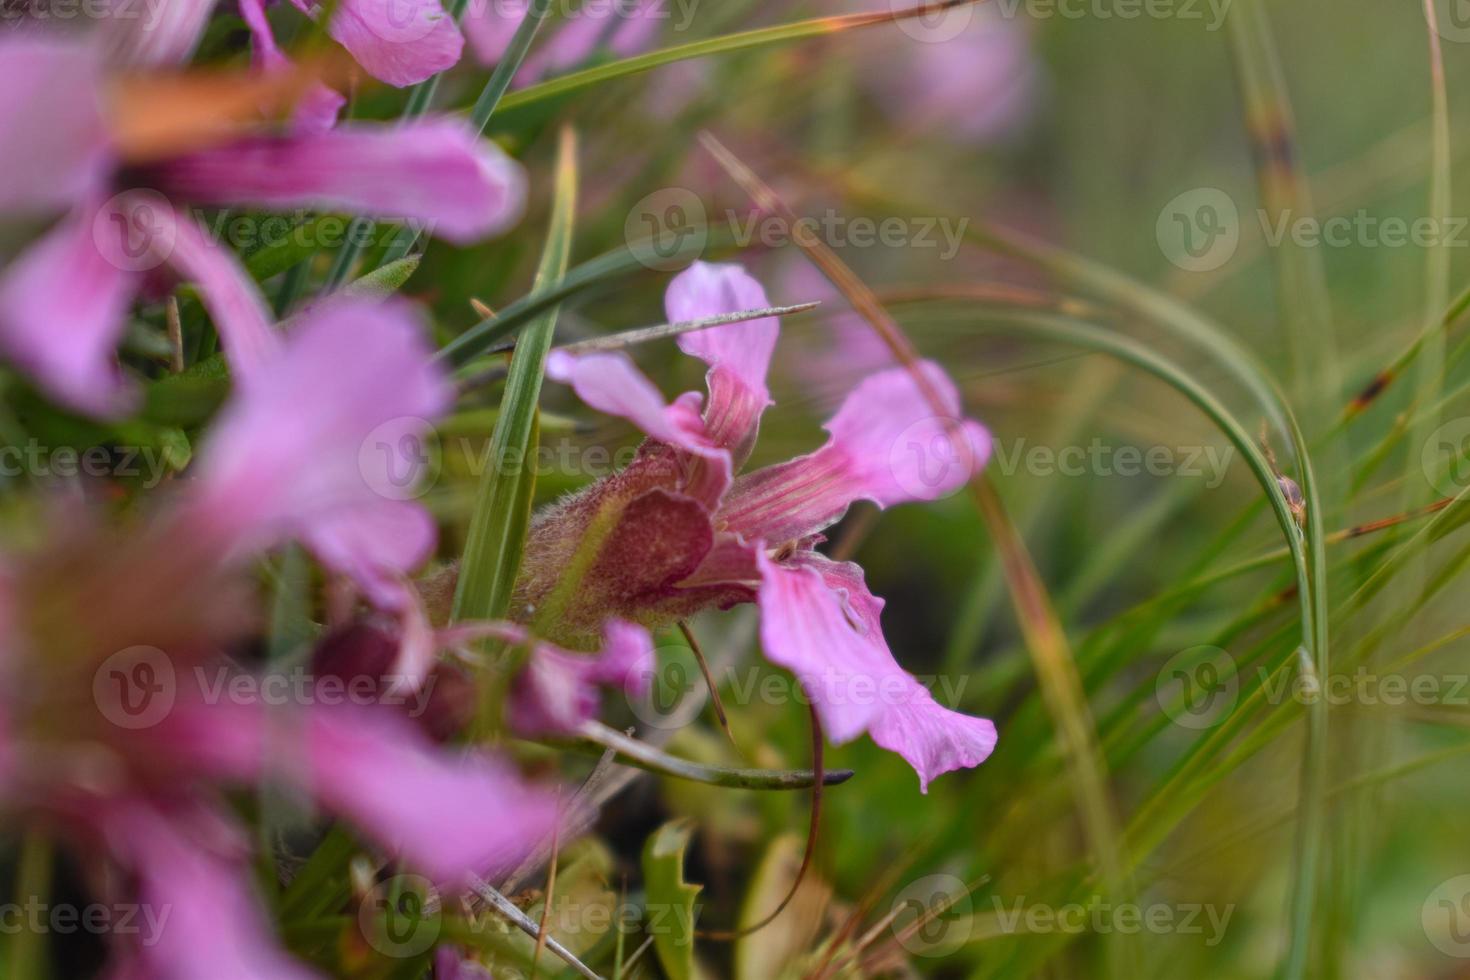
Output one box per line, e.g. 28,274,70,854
860,8,1041,144
287,0,466,86
0,34,523,418
0,288,558,976
177,296,454,609
91,0,463,85
527,261,997,790
27,695,560,977
464,0,666,84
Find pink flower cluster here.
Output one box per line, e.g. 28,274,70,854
0,3,1005,976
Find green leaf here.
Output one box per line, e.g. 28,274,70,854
337,255,420,300
641,819,702,980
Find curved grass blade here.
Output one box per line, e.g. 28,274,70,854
494,1,984,113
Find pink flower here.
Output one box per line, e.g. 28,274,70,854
0,290,560,976
858,7,1041,144
0,33,523,418
498,619,655,736
523,261,997,790
176,296,453,608
286,0,466,87
93,797,321,980
27,691,562,977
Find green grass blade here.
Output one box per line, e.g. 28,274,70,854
451,128,578,726
493,1,981,114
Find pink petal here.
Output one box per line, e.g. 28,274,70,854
160,204,282,382
508,619,655,736
152,120,525,244
293,0,465,87
0,34,113,215
99,799,318,980
756,552,995,792
187,298,452,600
0,203,137,417
546,349,731,504
238,0,345,133
303,706,562,885
666,261,777,465
157,701,563,887
546,349,709,455
719,362,990,544
304,500,439,610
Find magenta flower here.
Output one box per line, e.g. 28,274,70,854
524,261,997,790
94,0,465,86
0,33,523,418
